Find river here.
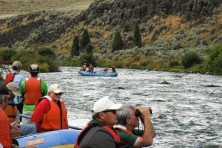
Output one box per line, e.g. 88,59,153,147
22,67,222,147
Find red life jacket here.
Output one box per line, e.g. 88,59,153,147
75,121,120,148
5,73,15,85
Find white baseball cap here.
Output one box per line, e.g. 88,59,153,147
92,96,122,114
6,82,21,96
12,61,22,69
30,64,39,72
48,84,63,93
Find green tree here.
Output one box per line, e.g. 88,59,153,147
112,31,124,52
86,43,93,54
205,44,222,74
133,23,142,47
181,51,202,68
80,29,91,50
71,36,80,57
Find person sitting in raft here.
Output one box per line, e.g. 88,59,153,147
30,84,68,133
75,96,122,148
82,63,87,71
6,82,37,138
88,64,94,72
111,65,116,72
103,67,109,73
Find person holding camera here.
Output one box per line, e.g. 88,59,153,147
115,105,156,148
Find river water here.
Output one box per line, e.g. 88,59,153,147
22,67,222,147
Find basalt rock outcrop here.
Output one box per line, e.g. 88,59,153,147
75,0,222,26
0,0,221,47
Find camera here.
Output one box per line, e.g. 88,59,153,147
135,108,152,117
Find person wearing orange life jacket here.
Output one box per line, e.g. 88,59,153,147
6,82,36,138
81,63,87,71
115,105,156,148
5,61,25,117
0,82,11,148
30,84,68,133
20,64,48,124
75,96,122,148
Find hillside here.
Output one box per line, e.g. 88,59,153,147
0,0,222,70
0,0,93,19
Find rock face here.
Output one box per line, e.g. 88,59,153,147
0,0,221,47
75,0,222,26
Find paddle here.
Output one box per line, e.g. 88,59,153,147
20,114,82,130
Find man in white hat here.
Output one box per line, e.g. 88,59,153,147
20,64,48,124
30,84,68,132
75,96,122,148
6,82,37,138
5,61,25,116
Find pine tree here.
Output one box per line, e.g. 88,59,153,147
112,31,124,52
71,36,80,57
80,29,91,50
133,23,142,47
86,43,93,54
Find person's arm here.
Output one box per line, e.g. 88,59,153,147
30,99,50,132
40,80,48,96
19,80,25,98
133,107,155,147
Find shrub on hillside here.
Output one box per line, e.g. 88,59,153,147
79,52,96,66
0,48,16,62
181,51,202,68
37,47,55,58
12,51,59,72
205,44,222,74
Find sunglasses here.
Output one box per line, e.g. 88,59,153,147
55,93,63,96
103,110,116,114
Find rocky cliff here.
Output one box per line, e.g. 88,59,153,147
75,0,221,26
0,0,221,49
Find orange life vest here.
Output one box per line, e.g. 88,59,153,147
0,108,12,148
75,121,121,148
82,65,87,71
40,97,68,131
24,77,42,105
5,104,17,123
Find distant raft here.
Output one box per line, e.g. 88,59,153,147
78,70,118,77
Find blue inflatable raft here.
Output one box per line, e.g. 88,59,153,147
14,114,82,147
13,129,80,147
78,70,118,77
